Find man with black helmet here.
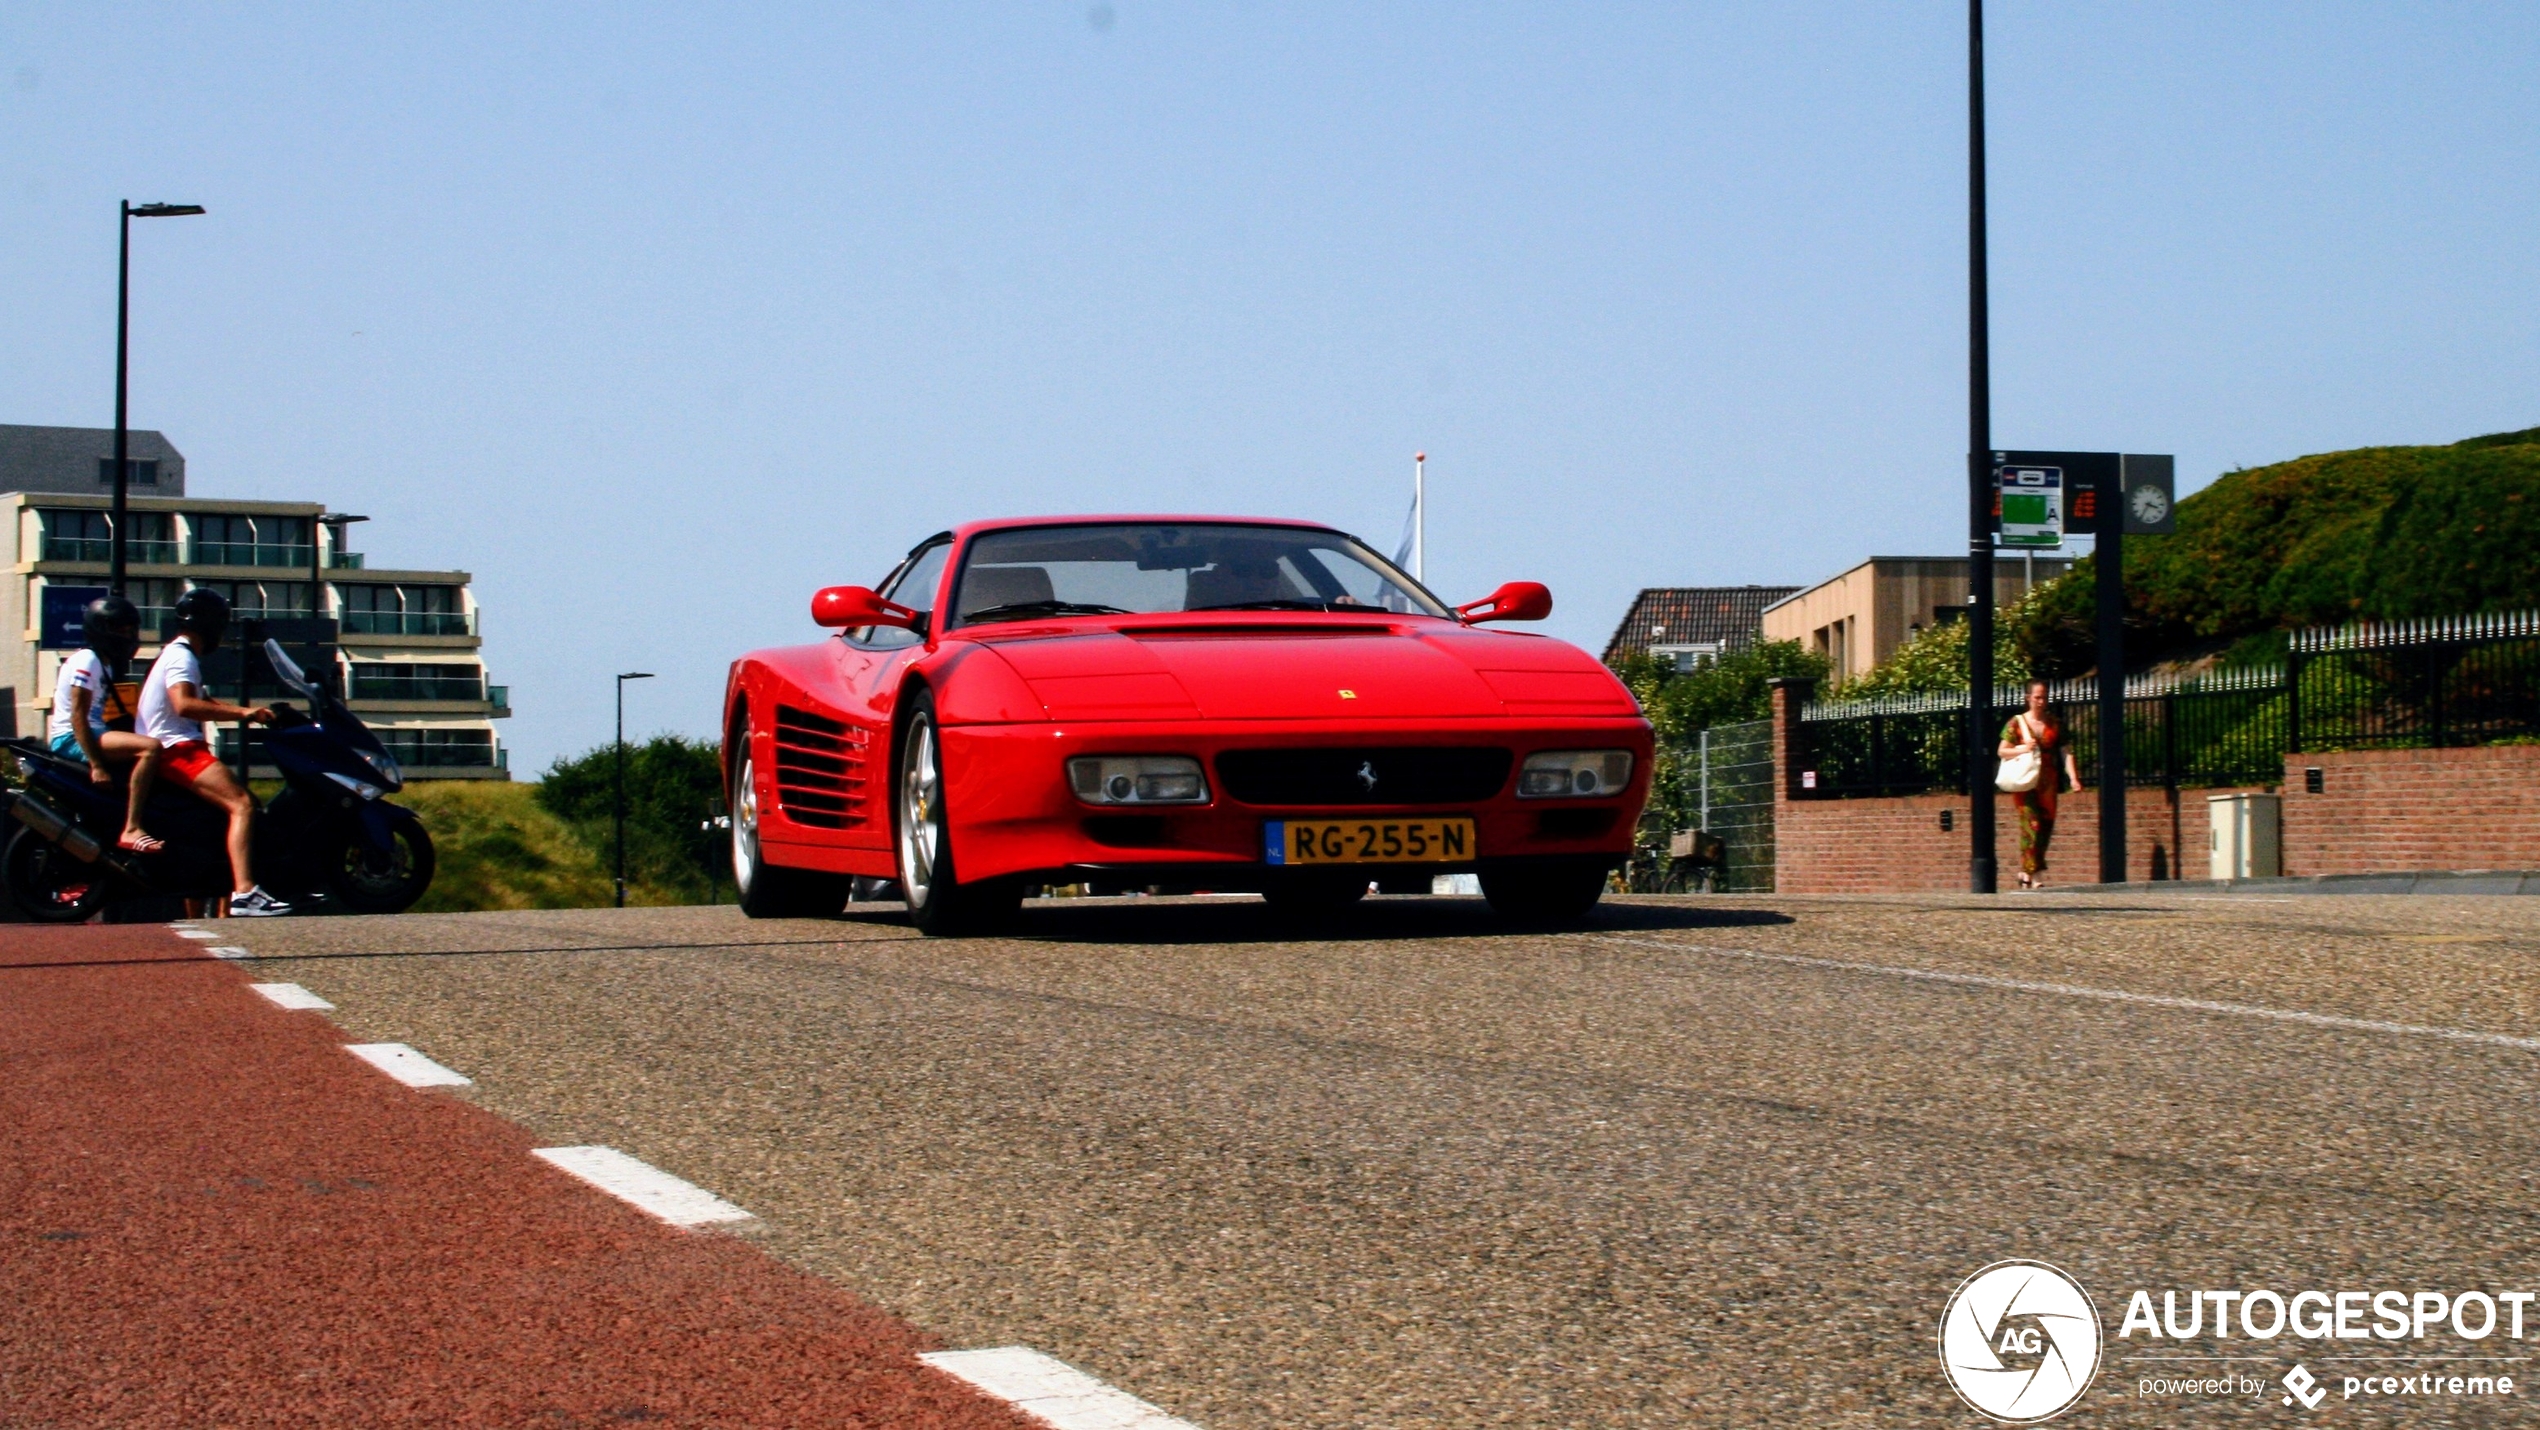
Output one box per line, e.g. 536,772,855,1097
49,594,167,854
136,587,292,917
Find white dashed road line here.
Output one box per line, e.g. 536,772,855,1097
205,946,253,961
530,1146,754,1228
921,1348,1200,1430
1601,936,2540,1052
170,927,220,940
344,1042,473,1087
250,983,335,1011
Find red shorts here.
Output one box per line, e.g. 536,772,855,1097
159,740,223,787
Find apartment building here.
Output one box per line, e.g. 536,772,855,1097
2,425,508,776
1760,555,2070,686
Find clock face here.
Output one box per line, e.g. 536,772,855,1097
2129,484,2170,525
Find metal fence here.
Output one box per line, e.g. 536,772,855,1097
1792,611,2540,798
1688,718,1776,891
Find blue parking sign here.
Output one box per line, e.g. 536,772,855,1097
40,585,109,650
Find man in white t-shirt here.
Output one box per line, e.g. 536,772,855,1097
48,595,167,853
137,588,291,917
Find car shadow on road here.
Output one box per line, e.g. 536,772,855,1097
839,895,1797,946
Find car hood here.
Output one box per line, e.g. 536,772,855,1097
968,620,1639,722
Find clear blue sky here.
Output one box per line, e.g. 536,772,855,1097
4,3,2533,769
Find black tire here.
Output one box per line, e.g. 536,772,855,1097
1261,871,1371,920
895,692,1019,936
1479,862,1609,926
731,739,851,918
3,825,113,924
323,810,437,915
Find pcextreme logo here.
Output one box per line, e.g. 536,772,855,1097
1938,1260,2104,1424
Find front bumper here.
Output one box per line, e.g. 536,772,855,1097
939,715,1653,885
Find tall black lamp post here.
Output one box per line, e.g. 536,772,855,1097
1963,1,1998,895
615,671,656,908
111,201,206,597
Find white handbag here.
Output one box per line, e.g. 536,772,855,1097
1995,714,2044,792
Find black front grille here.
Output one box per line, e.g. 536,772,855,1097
1215,747,1512,806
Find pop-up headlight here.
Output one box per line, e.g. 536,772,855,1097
1067,755,1209,806
1517,750,1633,799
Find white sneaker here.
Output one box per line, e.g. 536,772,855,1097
227,886,293,918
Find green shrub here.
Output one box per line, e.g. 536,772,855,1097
2011,426,2540,675
535,735,730,902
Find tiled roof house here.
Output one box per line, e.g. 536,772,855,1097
1602,585,1801,667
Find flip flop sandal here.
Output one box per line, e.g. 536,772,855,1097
118,831,166,854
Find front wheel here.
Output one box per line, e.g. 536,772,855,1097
3,826,113,923
323,810,437,914
1479,862,1608,926
896,694,1018,936
731,744,850,918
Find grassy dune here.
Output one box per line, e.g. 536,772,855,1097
401,781,721,912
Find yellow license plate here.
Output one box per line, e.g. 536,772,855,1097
1266,818,1475,865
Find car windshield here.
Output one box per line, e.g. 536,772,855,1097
951,523,1450,626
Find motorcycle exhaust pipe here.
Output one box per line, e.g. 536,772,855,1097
9,792,105,863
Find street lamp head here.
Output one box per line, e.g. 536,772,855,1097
619,671,656,681
129,203,206,217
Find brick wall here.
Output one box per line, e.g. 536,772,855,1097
1758,683,2540,891
2279,745,2540,874
1775,784,2248,893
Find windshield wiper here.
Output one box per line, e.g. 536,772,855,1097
962,600,1134,625
1184,599,1353,613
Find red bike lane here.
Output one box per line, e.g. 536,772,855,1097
0,924,1035,1430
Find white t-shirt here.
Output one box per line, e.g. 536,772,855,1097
48,648,110,742
139,636,209,747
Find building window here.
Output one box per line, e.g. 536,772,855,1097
1649,642,1724,673
191,513,313,569
130,577,184,635
348,663,485,702
96,458,160,487
188,579,315,620
39,509,111,563
338,583,470,636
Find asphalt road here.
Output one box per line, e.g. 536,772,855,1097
203,892,2540,1428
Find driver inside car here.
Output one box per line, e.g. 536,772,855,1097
136,587,292,918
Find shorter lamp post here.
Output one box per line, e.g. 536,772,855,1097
615,671,655,907
111,200,206,596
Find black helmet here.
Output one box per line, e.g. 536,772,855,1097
172,585,232,642
82,595,143,663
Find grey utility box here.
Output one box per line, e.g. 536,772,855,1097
2207,792,2283,880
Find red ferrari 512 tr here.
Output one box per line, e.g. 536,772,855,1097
721,517,1653,933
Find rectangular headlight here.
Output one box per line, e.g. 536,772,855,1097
1067,755,1210,805
1517,749,1633,799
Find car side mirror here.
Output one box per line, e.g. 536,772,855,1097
812,585,922,631
1456,581,1553,624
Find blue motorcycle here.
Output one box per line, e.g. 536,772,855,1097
4,639,435,921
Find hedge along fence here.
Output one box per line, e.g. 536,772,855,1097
1786,610,2540,799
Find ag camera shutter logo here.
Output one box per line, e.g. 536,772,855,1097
1939,1260,2103,1423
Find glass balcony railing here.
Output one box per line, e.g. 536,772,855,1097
41,536,110,563
191,542,316,569
376,731,498,767
40,537,179,564
349,674,487,703
487,685,509,710
328,551,366,569
340,610,476,636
